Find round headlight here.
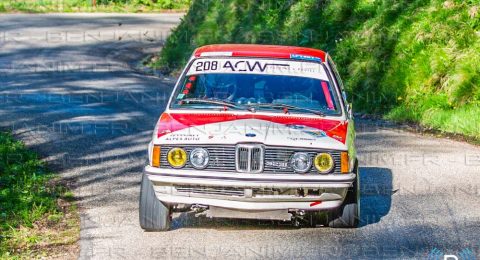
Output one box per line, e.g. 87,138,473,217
167,148,187,168
314,153,334,173
189,148,209,169
290,152,312,173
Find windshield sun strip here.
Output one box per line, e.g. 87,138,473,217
168,58,343,117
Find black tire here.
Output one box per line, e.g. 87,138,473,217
139,174,171,231
328,203,359,228
328,162,360,228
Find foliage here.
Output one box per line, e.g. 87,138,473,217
157,0,480,139
0,132,79,258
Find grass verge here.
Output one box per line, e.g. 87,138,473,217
0,0,190,13
0,132,79,259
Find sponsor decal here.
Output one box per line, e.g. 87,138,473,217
290,54,322,62
287,137,316,142
186,58,328,80
286,124,305,130
303,130,326,138
332,134,343,142
265,161,288,168
164,133,200,142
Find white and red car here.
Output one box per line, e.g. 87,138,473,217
140,44,359,231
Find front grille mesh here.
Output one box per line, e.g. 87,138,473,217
251,147,262,171
235,144,263,173
159,145,342,174
237,147,249,171
160,145,236,172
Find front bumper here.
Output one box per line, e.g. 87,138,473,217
144,165,355,211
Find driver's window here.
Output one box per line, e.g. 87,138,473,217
327,57,347,104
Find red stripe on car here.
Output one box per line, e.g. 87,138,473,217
156,113,348,144
321,81,334,110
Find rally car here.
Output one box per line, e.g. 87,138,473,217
140,44,359,231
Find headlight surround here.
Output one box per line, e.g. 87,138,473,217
189,148,209,169
167,147,187,168
290,152,312,173
314,153,334,173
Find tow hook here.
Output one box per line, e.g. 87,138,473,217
191,204,208,217
292,210,306,227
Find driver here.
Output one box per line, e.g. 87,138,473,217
200,74,238,101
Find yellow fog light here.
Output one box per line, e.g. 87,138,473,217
167,148,187,168
314,153,334,173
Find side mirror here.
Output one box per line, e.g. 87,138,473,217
348,103,353,119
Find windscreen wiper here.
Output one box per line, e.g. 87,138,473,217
248,103,326,117
179,98,245,110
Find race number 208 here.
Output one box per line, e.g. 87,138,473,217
195,61,218,72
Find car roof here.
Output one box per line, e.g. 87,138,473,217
193,44,327,62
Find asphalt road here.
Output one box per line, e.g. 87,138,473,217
1,14,479,260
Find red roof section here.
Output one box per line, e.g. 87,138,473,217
193,44,327,62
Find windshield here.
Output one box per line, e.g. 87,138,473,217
170,58,341,116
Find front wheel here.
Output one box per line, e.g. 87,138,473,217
139,174,171,231
328,162,360,228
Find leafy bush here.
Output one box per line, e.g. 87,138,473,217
158,0,480,139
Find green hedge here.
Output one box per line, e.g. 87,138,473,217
158,0,480,139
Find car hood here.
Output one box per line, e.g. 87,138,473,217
154,113,348,150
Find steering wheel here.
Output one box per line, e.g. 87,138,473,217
225,83,237,101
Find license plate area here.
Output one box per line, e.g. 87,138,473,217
206,206,292,221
